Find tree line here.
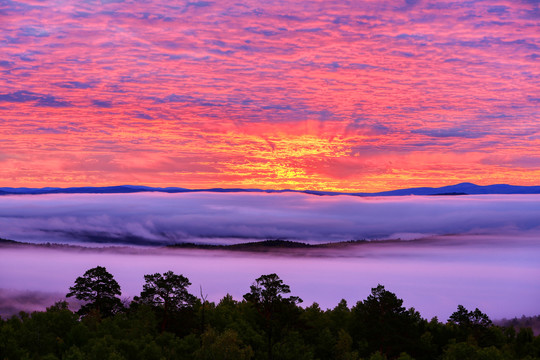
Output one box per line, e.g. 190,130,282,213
1,266,539,360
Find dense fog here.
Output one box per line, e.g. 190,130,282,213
1,193,539,319
1,192,540,245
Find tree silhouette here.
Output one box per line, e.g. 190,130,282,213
244,273,302,360
66,265,123,317
135,270,196,331
243,273,302,309
352,284,422,358
449,305,492,328
448,304,493,344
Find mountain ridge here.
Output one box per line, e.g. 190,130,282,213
2,182,540,196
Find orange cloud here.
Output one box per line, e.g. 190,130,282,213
0,0,538,191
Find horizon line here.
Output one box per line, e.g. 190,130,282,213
3,182,540,196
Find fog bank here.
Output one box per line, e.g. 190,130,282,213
1,193,539,320
1,232,539,320
1,193,540,245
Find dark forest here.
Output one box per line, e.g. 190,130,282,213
1,266,539,360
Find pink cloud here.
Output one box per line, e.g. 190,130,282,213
0,0,538,190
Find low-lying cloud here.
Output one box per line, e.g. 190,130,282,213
1,193,540,245
1,231,539,320
0,289,82,317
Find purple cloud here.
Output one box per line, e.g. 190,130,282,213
0,91,73,107
1,193,540,245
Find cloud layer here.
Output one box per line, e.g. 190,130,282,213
0,0,539,191
1,193,540,245
1,230,539,320
1,193,539,319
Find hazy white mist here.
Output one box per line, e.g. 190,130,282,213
1,193,539,320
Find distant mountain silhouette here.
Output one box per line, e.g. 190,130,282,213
0,237,402,253
169,239,314,251
370,182,540,196
1,182,540,196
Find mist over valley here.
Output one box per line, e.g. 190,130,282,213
1,192,539,321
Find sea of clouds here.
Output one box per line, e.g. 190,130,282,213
1,192,539,319
1,192,540,245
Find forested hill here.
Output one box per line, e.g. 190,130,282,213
0,238,406,255
497,316,540,337
1,267,539,360
2,182,540,196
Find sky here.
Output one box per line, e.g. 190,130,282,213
0,0,539,192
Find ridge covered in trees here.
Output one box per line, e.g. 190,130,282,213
0,237,418,254
1,266,539,360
